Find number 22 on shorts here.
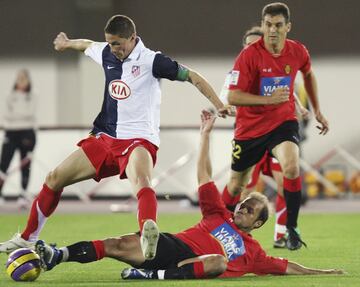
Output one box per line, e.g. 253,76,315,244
232,140,242,163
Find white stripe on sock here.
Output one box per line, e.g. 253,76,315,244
60,247,69,262
274,224,287,240
157,270,165,280
28,201,47,242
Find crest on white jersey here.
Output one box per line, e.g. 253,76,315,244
108,80,131,100
131,65,141,77
230,70,240,85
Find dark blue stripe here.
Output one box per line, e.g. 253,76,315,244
92,45,123,137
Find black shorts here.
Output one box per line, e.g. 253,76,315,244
231,120,299,172
135,233,197,270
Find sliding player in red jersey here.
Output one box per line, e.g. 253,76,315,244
33,111,342,280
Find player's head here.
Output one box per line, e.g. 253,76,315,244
13,69,31,92
104,15,137,60
233,192,269,232
242,26,263,47
261,2,291,47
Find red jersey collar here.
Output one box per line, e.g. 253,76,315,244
259,37,289,57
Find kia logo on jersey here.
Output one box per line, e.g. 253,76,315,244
260,76,291,96
108,80,131,100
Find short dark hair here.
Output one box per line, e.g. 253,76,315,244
248,192,269,226
104,15,136,38
262,2,290,23
242,26,263,46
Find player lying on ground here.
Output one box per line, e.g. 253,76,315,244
34,111,343,280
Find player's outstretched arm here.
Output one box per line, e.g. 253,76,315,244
187,69,228,117
197,110,216,186
53,32,94,52
302,70,329,135
285,261,345,275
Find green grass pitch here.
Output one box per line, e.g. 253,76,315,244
1,212,360,286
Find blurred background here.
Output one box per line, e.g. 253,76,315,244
0,0,359,202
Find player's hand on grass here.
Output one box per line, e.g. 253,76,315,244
315,111,329,135
54,32,69,51
200,110,216,134
269,87,290,104
328,269,346,275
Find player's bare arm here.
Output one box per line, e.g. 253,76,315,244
186,69,228,117
228,87,289,106
294,93,310,120
285,261,344,275
197,110,216,186
303,70,329,135
53,32,93,52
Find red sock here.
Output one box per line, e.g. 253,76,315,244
137,187,157,232
92,240,105,260
221,186,240,206
274,193,287,240
193,261,205,278
283,177,301,192
21,184,62,241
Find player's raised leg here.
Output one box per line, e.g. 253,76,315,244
272,141,305,250
0,148,96,253
126,146,159,260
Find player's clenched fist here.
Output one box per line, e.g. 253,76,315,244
269,87,290,104
53,32,69,51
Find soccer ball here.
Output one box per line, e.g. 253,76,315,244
6,248,41,281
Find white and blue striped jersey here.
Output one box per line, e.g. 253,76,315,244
84,37,183,147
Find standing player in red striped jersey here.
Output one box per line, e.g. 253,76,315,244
225,2,329,250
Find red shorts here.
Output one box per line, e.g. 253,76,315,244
246,152,282,189
77,134,158,181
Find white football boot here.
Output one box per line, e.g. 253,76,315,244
0,233,34,254
140,219,159,260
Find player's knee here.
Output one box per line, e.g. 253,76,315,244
103,236,132,258
45,170,63,191
103,237,123,257
203,255,227,277
282,162,299,179
131,174,152,191
228,180,244,196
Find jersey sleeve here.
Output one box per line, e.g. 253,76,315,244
152,53,188,81
298,43,311,74
251,246,288,275
219,72,232,104
228,48,256,92
84,42,108,65
198,181,227,217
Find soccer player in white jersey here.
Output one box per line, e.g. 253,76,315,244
0,15,227,260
